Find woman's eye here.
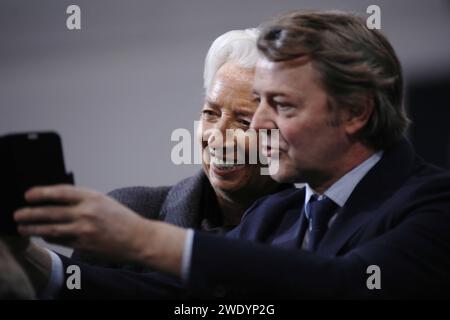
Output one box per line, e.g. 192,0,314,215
238,119,251,127
202,110,217,118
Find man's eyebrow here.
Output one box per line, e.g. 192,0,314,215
252,89,290,98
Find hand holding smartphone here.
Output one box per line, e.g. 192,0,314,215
0,132,74,235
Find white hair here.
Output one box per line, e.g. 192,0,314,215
203,28,260,94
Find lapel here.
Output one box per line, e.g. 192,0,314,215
295,205,309,248
236,188,305,242
318,139,418,256
264,204,309,247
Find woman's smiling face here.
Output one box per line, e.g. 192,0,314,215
198,62,274,195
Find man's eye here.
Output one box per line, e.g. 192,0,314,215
275,103,293,111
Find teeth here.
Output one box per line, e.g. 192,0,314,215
210,155,244,169
211,156,233,165
211,155,235,166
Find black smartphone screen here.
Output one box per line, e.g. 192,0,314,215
0,132,74,235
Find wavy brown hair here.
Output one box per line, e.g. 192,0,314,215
257,10,410,150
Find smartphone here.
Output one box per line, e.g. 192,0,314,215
0,132,74,235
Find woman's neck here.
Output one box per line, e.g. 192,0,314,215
215,195,247,227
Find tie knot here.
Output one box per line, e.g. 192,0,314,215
308,196,337,219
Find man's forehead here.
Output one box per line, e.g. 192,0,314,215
253,57,319,97
256,56,311,72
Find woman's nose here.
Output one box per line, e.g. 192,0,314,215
207,118,238,155
216,116,231,134
208,118,229,145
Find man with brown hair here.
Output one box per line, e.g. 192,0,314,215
12,10,450,299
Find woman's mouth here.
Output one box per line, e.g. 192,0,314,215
210,155,246,174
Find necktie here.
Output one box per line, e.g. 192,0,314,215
305,195,338,251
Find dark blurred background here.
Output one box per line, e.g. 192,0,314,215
1,0,449,190
407,75,450,169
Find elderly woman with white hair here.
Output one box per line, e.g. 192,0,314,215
104,28,285,234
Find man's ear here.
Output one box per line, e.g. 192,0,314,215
343,96,374,136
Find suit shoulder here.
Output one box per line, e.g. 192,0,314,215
396,161,450,212
266,187,304,201
244,187,304,215
406,160,450,191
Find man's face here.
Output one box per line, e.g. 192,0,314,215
251,58,349,186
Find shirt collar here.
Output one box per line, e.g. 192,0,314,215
304,151,383,209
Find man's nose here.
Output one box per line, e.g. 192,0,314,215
251,101,277,130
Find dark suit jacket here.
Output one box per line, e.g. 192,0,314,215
187,139,450,298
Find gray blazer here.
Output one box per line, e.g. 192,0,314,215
108,170,216,229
